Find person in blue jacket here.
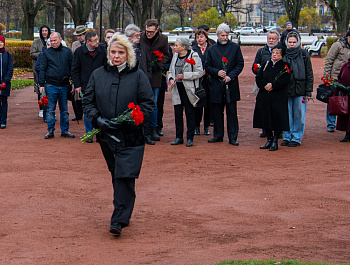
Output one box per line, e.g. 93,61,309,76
0,36,14,129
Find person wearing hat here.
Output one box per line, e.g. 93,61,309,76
72,25,88,54
323,30,350,132
0,35,14,129
280,22,299,48
253,43,290,151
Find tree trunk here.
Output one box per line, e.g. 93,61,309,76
21,12,35,40
326,0,350,34
55,1,65,37
109,0,121,28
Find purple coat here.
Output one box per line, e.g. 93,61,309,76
336,59,350,132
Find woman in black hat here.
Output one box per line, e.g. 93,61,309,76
253,43,291,151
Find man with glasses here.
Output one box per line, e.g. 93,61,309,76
140,19,169,144
71,31,107,143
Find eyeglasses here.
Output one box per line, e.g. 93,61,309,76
146,30,156,35
133,34,141,38
89,38,99,43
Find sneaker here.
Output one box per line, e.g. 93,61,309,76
287,141,300,147
0,124,6,129
39,110,43,118
327,127,335,132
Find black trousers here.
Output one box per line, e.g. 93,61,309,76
174,82,195,140
72,99,83,120
157,88,166,129
212,102,239,141
265,129,281,139
99,140,136,226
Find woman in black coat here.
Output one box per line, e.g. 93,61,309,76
83,34,155,236
253,43,291,151
0,36,14,129
192,29,212,136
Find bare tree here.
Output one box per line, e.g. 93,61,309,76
125,0,153,28
279,0,302,28
109,0,122,28
324,0,350,33
61,0,95,26
21,0,45,40
168,0,193,29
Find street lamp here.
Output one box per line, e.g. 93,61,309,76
100,0,103,41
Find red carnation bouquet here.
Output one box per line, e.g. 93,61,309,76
321,75,346,89
274,65,290,81
38,93,49,106
81,102,144,143
152,51,164,65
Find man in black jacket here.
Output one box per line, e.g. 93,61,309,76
205,23,244,145
71,31,106,142
39,32,74,139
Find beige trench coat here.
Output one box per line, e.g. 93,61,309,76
168,50,203,107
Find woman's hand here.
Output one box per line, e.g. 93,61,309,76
169,79,176,88
176,74,184,80
224,76,231,83
264,83,273,92
218,70,226,78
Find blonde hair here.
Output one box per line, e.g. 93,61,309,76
107,33,136,68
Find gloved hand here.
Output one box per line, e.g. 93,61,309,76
108,120,124,130
151,63,160,72
306,92,312,97
0,83,6,89
97,117,111,131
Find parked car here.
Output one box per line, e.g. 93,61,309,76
239,27,256,34
232,27,243,34
171,27,195,32
255,27,264,33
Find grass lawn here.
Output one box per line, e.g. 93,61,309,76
11,79,34,90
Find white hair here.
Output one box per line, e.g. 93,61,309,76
216,23,230,35
125,24,141,37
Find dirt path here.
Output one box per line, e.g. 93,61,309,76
1,46,349,265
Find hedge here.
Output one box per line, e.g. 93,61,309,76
6,47,32,68
326,37,339,51
6,41,33,47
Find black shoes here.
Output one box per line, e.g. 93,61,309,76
280,140,290,146
229,139,239,146
61,132,75,138
340,133,350,142
260,131,266,137
186,139,193,147
208,137,223,143
260,139,273,149
45,129,54,139
151,128,160,141
194,127,200,135
204,127,210,135
110,223,122,236
269,138,278,151
157,129,163,136
171,138,184,145
287,141,300,147
145,137,155,145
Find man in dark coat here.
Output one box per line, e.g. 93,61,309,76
39,32,74,139
71,30,107,143
205,23,244,145
125,23,152,81
140,19,169,144
280,22,299,48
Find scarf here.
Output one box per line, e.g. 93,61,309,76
0,47,5,53
284,46,305,80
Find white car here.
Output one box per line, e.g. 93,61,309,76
171,27,195,32
255,27,264,33
239,27,256,34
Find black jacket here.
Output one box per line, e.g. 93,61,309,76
134,43,152,81
205,40,244,103
251,44,272,75
71,44,107,93
39,44,73,87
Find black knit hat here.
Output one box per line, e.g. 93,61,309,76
197,25,210,31
272,42,286,56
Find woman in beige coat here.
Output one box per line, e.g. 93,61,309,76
168,38,203,147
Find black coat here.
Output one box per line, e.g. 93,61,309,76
251,44,272,75
253,59,291,130
71,44,107,93
0,51,14,97
134,43,152,81
83,63,155,178
39,44,72,87
205,40,244,103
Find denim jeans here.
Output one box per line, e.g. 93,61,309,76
84,114,93,133
150,88,159,128
0,95,8,125
283,96,307,144
326,103,336,128
45,84,69,133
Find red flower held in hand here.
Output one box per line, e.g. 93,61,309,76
222,57,228,63
253,63,261,72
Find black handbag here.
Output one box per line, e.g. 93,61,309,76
191,64,206,107
316,83,336,103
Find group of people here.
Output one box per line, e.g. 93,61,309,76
1,20,350,236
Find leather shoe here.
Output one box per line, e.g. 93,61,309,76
171,138,183,145
110,223,122,236
259,131,266,138
151,128,160,141
204,127,210,135
280,140,290,146
186,139,193,147
287,141,300,147
194,127,200,135
157,129,163,136
229,140,239,146
45,130,54,139
260,140,273,149
340,133,350,142
208,137,223,143
145,137,155,145
61,132,75,138
0,124,6,129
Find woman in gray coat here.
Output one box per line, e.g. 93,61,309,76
83,34,154,236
